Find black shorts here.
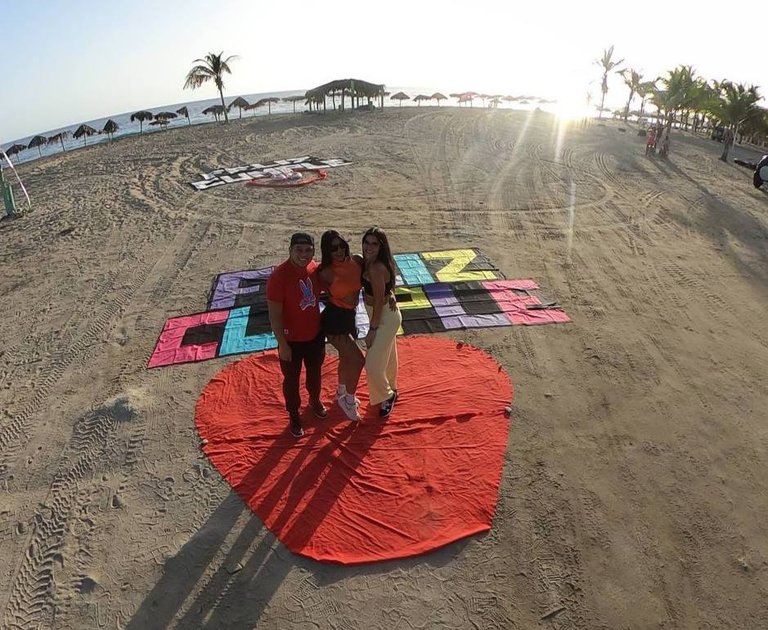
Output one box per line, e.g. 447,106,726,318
322,302,357,336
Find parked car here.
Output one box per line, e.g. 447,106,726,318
711,125,725,142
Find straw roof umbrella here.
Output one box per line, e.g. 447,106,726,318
4,143,26,162
282,94,305,113
27,135,48,157
130,110,154,133
430,92,447,107
413,94,431,107
47,131,69,152
256,97,279,114
390,91,410,107
73,124,97,146
176,106,191,125
202,104,225,122
102,119,119,141
227,96,250,119
155,112,178,128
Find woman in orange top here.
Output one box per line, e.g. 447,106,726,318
318,230,365,421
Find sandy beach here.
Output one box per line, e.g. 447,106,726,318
1,107,767,628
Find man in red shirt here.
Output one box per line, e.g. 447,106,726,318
267,232,328,437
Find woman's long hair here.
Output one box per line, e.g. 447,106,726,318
318,230,350,272
362,227,396,281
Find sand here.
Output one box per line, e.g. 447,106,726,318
1,107,767,629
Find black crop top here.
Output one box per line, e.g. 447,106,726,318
362,275,393,296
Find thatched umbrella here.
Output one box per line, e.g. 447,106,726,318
227,96,250,119
176,106,191,125
73,124,97,146
4,143,26,162
27,135,48,157
155,111,178,120
390,91,410,107
202,104,225,122
130,110,154,133
458,93,475,107
430,92,447,107
47,131,68,152
413,94,431,107
102,119,119,141
282,94,305,114
255,97,279,114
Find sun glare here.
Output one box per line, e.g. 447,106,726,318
555,99,590,122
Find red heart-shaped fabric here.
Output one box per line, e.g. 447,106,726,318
195,336,512,564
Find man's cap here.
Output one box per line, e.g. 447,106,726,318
290,232,314,247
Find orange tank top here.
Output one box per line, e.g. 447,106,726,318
330,258,362,310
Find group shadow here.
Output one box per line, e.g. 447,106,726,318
126,411,468,629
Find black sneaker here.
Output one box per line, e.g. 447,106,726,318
379,392,397,417
289,414,304,438
311,400,328,419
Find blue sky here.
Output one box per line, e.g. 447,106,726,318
1,0,765,143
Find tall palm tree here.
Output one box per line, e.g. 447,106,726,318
620,69,643,122
636,79,657,123
184,52,238,124
713,82,762,160
595,46,624,119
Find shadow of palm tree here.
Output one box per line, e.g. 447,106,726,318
654,156,768,297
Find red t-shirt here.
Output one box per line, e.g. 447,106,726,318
266,259,321,342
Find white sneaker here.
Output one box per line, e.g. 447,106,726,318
338,394,361,422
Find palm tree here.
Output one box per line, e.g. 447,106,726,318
184,51,238,124
713,82,762,160
595,45,624,119
620,69,643,122
636,79,657,123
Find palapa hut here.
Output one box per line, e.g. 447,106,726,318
430,92,447,106
4,143,26,162
47,132,68,152
73,124,97,146
202,105,225,122
176,106,191,125
27,135,48,157
102,120,119,141
254,97,279,115
130,110,154,133
228,97,250,118
282,94,305,114
390,91,410,107
305,78,386,113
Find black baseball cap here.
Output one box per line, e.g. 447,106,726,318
290,232,314,247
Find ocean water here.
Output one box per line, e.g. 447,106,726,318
3,86,559,166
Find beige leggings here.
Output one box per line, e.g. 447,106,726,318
364,303,402,405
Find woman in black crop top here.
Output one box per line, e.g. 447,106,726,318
361,227,401,417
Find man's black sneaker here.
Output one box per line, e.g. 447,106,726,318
289,414,304,438
311,400,328,419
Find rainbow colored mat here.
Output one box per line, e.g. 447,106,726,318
148,248,569,368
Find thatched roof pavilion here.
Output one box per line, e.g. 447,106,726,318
305,78,386,112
